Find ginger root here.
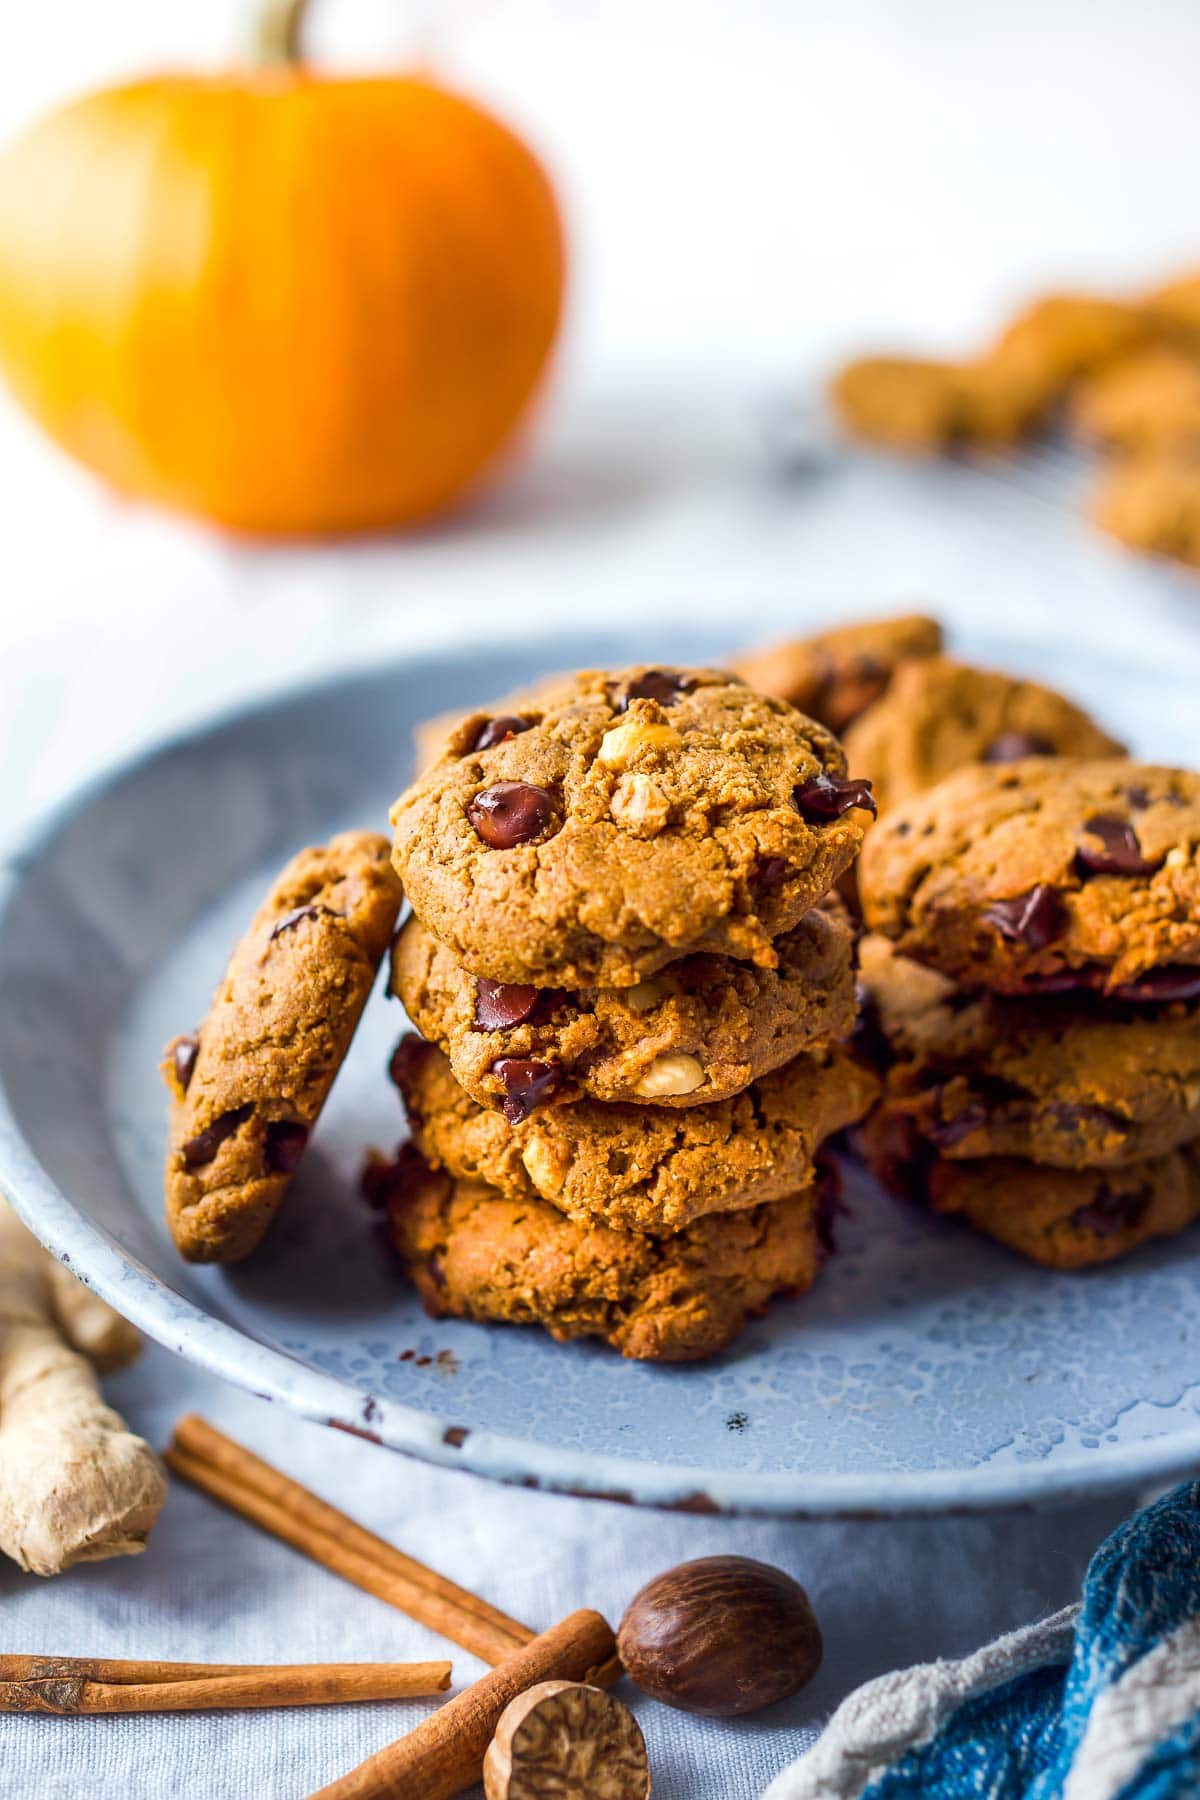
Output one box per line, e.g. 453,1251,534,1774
0,1196,167,1575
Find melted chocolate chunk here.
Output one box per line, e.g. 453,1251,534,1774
1048,1101,1126,1138
752,856,792,891
984,885,1068,950
1109,965,1200,1004
793,773,877,822
470,715,532,753
982,732,1056,762
1075,814,1161,878
925,1100,987,1150
848,987,894,1071
1071,1181,1152,1238
181,1104,253,1169
172,1034,200,1093
467,782,555,850
1125,786,1151,811
821,655,888,734
388,1034,428,1093
474,978,541,1030
265,1120,309,1175
270,904,336,941
492,1057,562,1123
612,669,695,712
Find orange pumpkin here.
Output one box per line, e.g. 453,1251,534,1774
0,0,565,536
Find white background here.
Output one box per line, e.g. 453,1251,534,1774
5,0,1200,835
2,4,1199,1796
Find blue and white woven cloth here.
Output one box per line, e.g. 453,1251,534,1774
767,1483,1200,1800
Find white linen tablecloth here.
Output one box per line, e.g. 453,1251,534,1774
0,1346,1133,1799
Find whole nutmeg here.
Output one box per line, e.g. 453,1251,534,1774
617,1554,822,1717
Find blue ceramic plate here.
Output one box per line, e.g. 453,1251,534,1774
3,627,1200,1517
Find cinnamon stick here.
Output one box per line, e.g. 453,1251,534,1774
308,1609,617,1800
0,1658,450,1715
166,1418,531,1667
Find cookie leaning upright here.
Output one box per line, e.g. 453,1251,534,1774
163,832,403,1263
389,666,875,988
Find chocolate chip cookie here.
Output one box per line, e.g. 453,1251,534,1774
391,1037,877,1233
391,897,856,1115
829,356,1045,453
391,666,875,988
163,833,403,1262
1070,347,1200,456
843,657,1124,813
860,1109,1200,1269
860,760,1200,996
989,293,1152,396
1144,268,1200,339
858,935,1200,1168
729,613,943,734
1092,453,1200,570
382,1147,829,1362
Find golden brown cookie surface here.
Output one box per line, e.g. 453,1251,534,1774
829,356,1045,452
1092,453,1200,568
843,657,1124,813
1071,347,1200,455
391,666,874,987
391,898,856,1114
392,1037,877,1233
163,832,403,1263
859,759,1200,995
382,1148,826,1361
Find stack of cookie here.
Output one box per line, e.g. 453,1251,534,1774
856,758,1200,1269
378,665,880,1361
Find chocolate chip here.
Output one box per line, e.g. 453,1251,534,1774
360,1156,395,1210
470,715,532,752
925,1101,987,1150
467,781,555,849
1109,964,1200,1003
982,732,1056,762
265,1120,309,1174
1071,1181,1152,1238
1075,814,1161,878
491,1057,562,1123
1125,786,1151,811
1012,966,1098,995
388,1034,427,1093
793,773,877,822
1049,1101,1125,1137
612,669,695,712
984,885,1068,950
848,987,893,1070
474,978,541,1030
181,1104,253,1169
821,656,888,734
172,1034,200,1093
752,857,792,891
271,904,336,940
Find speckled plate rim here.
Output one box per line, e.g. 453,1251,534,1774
4,632,1200,1518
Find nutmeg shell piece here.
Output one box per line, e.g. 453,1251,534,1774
617,1554,822,1717
482,1679,650,1799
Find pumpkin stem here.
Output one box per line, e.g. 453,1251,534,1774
250,0,313,64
